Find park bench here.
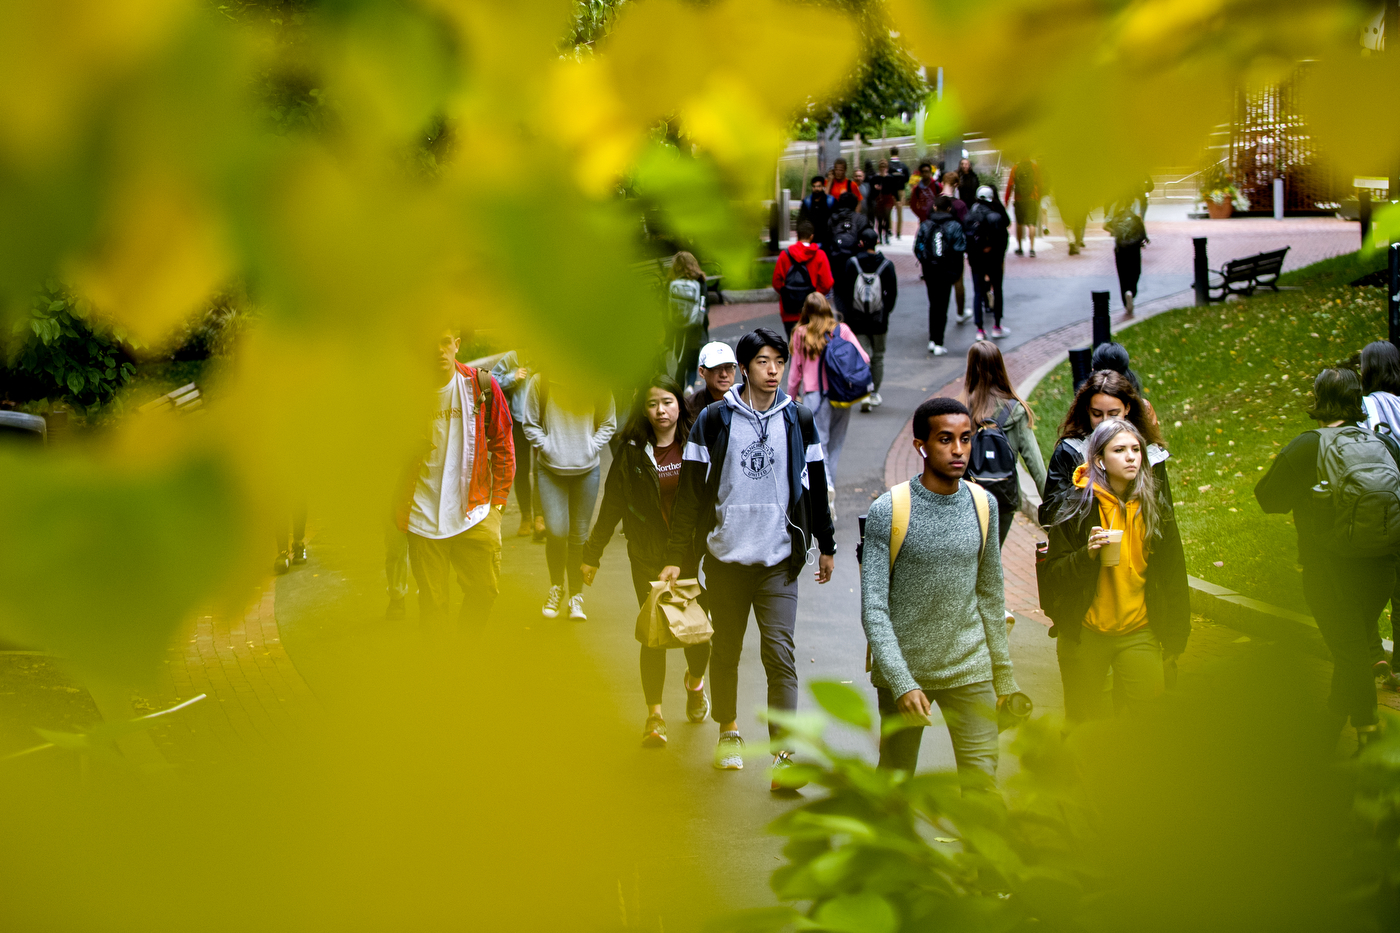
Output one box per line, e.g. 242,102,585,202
1208,247,1289,301
0,411,46,445
632,254,726,304
139,382,203,415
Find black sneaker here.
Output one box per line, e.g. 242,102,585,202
770,751,808,791
273,551,291,574
292,542,308,564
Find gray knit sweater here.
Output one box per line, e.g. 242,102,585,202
860,476,1017,698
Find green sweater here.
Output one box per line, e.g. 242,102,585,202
860,476,1017,698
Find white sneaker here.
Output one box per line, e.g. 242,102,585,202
992,325,1009,339
931,344,947,356
541,585,564,618
860,399,872,413
1124,292,1135,315
954,310,970,324
927,341,937,353
869,391,883,407
568,594,587,621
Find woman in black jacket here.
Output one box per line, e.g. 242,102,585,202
581,375,711,748
1042,418,1190,723
1039,369,1173,525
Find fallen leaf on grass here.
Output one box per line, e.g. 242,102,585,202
1213,561,1224,567
1198,485,1212,492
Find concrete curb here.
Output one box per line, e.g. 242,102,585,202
1011,289,1336,646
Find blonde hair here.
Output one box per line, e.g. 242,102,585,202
791,293,836,360
668,251,705,284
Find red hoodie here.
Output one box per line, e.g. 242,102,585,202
771,241,834,323
395,361,515,533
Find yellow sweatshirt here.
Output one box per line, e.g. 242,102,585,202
1072,463,1149,635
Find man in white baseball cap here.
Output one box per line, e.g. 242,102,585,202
686,341,738,419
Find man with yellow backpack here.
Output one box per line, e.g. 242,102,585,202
859,397,1019,792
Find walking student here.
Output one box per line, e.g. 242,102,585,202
909,162,938,224
956,157,980,207
771,220,834,336
1105,207,1147,315
787,293,871,485
1042,418,1190,723
960,341,1046,544
686,341,737,420
666,251,710,390
582,375,711,748
1257,369,1400,749
798,177,835,257
1040,370,1171,524
523,374,617,621
491,350,540,538
915,195,965,357
660,328,836,788
963,186,1010,340
840,226,897,412
861,397,1016,791
1360,340,1400,432
827,157,861,204
397,328,516,624
888,147,910,241
1004,157,1041,257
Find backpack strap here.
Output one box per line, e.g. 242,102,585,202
889,481,911,567
993,400,1015,429
963,480,991,557
474,368,493,428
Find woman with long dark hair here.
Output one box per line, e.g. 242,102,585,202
1042,419,1190,723
1040,370,1171,525
581,375,710,747
1090,342,1158,425
1360,339,1400,432
959,340,1046,544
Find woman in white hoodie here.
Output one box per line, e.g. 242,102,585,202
522,375,616,620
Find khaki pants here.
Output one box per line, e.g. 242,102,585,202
408,509,502,624
1056,626,1163,723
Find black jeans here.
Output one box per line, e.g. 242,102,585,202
1302,555,1395,728
703,556,799,739
970,257,1004,329
631,561,710,707
1114,244,1143,301
510,420,534,520
925,272,956,345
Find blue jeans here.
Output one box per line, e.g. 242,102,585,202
877,681,999,792
537,465,600,595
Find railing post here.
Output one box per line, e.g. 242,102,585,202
1091,290,1112,348
1273,177,1284,221
1389,242,1400,351
1193,237,1210,306
1362,189,1372,248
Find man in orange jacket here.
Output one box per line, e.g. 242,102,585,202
394,328,515,623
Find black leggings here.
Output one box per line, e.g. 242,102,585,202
1114,244,1142,301
510,421,534,519
632,562,710,707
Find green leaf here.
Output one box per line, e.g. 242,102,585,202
48,299,66,312
66,372,84,395
813,893,897,933
810,680,872,729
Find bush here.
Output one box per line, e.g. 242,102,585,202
1,282,135,412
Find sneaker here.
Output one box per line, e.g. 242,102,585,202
541,585,564,619
1029,249,1036,258
568,594,587,621
954,310,970,324
860,399,872,413
1124,292,1135,316
1014,247,1024,256
992,325,1008,339
714,731,744,770
642,714,667,748
1376,660,1400,690
927,341,937,353
273,551,291,574
869,391,883,408
1068,243,1079,256
685,676,710,723
385,596,406,621
517,517,532,537
532,515,546,543
291,542,308,564
975,329,986,341
930,344,947,356
771,751,808,791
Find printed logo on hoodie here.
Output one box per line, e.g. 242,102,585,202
740,439,777,479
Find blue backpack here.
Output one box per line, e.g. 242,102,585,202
820,328,874,407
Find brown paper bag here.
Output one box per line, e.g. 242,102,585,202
635,579,713,649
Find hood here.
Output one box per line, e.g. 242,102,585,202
1072,462,1091,489
725,384,791,420
927,210,953,223
786,241,825,263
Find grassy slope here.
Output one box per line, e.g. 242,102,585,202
1028,250,1389,615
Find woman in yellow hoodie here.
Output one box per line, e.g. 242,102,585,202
1042,418,1190,723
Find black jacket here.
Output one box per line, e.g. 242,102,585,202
838,252,899,336
1039,437,1175,526
1042,487,1191,655
958,168,981,207
663,392,836,583
582,440,694,576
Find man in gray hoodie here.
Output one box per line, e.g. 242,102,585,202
661,328,836,789
860,397,1017,792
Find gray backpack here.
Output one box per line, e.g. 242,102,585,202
668,278,706,330
1315,425,1400,555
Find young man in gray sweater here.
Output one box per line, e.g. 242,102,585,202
662,328,836,789
860,397,1017,792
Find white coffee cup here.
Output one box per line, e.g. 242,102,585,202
1101,529,1125,566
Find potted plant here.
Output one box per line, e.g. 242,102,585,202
1200,162,1248,218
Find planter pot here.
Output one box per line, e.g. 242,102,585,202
1205,196,1234,219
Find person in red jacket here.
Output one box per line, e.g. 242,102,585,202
394,328,515,624
771,220,835,336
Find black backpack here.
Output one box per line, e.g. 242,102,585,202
778,251,815,318
1110,211,1147,248
964,204,1004,253
966,401,1020,512
830,213,863,262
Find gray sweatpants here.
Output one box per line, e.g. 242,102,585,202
703,556,799,739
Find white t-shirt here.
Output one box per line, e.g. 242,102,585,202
409,372,490,539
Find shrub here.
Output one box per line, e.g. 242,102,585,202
1,282,135,412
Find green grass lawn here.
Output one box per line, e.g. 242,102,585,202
1028,251,1391,622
